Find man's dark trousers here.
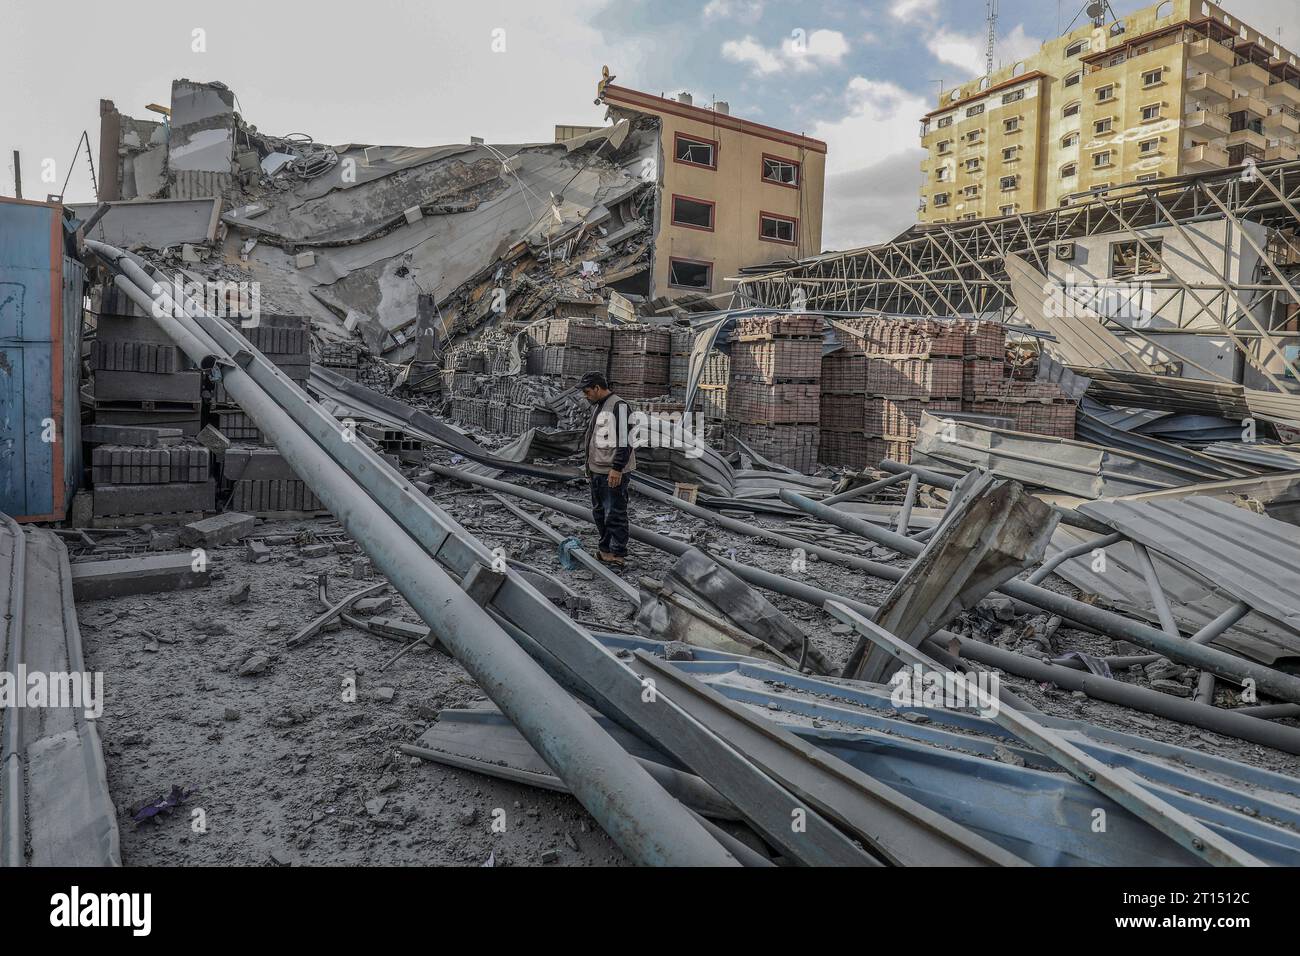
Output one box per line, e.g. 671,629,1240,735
590,474,631,557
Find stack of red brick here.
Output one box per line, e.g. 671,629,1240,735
726,315,822,472
819,319,868,468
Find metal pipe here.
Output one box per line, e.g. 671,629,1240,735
422,466,1300,754
632,481,907,581
894,474,919,534
1190,600,1251,646
1131,543,1182,639
94,246,738,867
779,488,1300,704
1029,532,1124,585
821,471,909,506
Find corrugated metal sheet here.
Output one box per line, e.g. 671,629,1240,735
1204,442,1300,471
912,415,1224,499
1005,253,1150,374
1045,525,1300,664
0,197,81,521
1074,407,1256,480
1078,496,1300,639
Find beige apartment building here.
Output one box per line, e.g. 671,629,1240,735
918,0,1300,224
596,74,826,300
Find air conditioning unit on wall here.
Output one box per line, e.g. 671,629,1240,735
1054,241,1076,262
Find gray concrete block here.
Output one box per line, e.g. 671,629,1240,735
71,553,211,600
177,512,257,548
93,480,216,517
82,424,184,447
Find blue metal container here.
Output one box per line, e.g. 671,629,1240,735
0,197,83,521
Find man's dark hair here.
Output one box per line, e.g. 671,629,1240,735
578,371,610,390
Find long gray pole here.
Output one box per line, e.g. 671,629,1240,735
92,244,738,867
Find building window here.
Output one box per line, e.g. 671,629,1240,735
1143,68,1164,87
1066,38,1090,57
937,115,953,128
1110,239,1163,278
1004,117,1020,133
961,213,978,221
1061,132,1079,148
1096,85,1115,103
1136,173,1158,182
999,204,1016,216
1063,101,1081,118
963,184,980,198
759,212,798,244
1002,89,1026,105
1064,70,1082,88
1095,118,1113,134
1139,137,1160,154
1000,175,1018,191
761,155,800,187
967,104,986,117
673,134,717,169
1140,103,1161,122
1002,146,1018,162
670,194,715,231
938,139,952,154
934,193,950,207
935,167,949,181
964,129,983,143
1108,53,1126,67
965,158,981,171
668,257,713,290
1061,162,1078,178
1093,150,1112,168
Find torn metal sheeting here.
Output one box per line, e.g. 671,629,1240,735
1077,496,1300,641
827,604,1265,868
913,414,1225,499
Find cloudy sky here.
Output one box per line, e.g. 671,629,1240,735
3,0,1298,252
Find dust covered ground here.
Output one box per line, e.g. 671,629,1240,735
75,446,1300,866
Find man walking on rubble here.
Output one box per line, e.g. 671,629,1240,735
579,371,635,567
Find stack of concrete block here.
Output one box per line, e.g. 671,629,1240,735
91,303,202,437
222,445,326,516
966,381,1076,438
862,319,964,467
212,314,311,442
321,342,363,381
668,327,695,403
819,321,869,468
542,318,611,386
87,437,215,525
608,324,671,400
961,320,1009,403
726,315,822,473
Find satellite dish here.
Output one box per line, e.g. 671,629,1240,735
1086,1,1106,19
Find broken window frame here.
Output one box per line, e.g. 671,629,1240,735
1110,238,1164,279
761,154,801,188
670,194,716,232
999,175,1019,191
673,132,718,170
758,211,798,245
667,256,713,290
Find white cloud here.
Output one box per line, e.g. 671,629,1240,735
702,0,765,22
890,0,938,23
810,76,930,249
928,24,1044,80
722,29,850,76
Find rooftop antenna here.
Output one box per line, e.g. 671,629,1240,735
985,0,999,78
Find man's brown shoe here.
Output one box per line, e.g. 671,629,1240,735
597,551,626,566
